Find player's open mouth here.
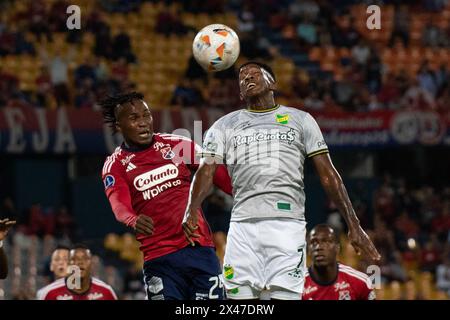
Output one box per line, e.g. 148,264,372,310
247,83,256,90
139,131,151,138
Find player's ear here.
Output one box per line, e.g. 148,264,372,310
268,79,277,91
115,122,121,134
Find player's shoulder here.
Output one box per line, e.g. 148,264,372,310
102,146,124,175
155,132,193,144
92,277,118,298
92,277,115,290
212,109,244,127
37,278,66,299
338,263,371,285
278,105,314,121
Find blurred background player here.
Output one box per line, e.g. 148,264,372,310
303,224,376,300
0,218,16,279
100,92,232,300
37,244,117,300
184,62,380,300
49,245,70,281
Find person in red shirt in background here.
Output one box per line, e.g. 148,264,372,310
303,224,376,300
99,92,232,300
37,244,118,300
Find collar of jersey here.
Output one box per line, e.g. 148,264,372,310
308,263,339,286
121,136,154,153
64,277,92,296
246,104,280,113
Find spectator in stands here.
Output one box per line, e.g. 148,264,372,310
48,0,69,32
417,61,439,97
0,66,20,107
155,6,191,37
75,57,98,87
93,22,113,59
389,4,410,47
289,0,320,21
185,56,207,80
401,78,436,110
332,68,356,109
422,19,446,47
352,38,371,66
420,238,442,273
112,28,136,63
237,4,255,33
40,47,73,107
171,78,205,108
296,17,318,46
35,66,53,108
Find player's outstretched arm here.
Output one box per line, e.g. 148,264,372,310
183,159,218,245
312,153,381,262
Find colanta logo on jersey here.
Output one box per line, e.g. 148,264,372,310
134,164,179,191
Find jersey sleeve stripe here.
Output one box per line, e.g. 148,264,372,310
159,133,193,142
307,148,329,158
339,267,371,286
102,158,112,175
339,265,370,280
92,278,118,299
36,279,66,299
103,147,122,175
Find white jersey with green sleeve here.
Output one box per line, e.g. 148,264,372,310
201,105,328,222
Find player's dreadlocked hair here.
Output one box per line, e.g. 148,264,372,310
98,91,144,134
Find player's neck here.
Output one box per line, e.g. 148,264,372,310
123,138,153,151
311,263,338,285
246,94,276,111
71,276,92,294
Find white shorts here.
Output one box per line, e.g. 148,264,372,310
222,218,306,300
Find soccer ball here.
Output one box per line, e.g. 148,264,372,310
192,24,240,72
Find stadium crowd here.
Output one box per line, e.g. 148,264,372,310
0,0,449,112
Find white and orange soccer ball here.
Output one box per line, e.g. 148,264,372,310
192,24,240,72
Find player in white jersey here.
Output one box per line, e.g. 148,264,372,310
183,61,380,300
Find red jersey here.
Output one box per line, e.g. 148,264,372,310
37,277,118,300
302,263,376,300
102,133,232,262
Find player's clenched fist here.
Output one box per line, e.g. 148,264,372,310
182,206,200,246
134,215,154,236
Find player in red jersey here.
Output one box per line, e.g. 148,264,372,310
37,244,118,300
99,92,232,300
303,224,376,300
